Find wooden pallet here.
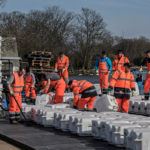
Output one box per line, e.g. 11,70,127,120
29,51,52,58
32,61,50,67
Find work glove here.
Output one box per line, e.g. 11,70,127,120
108,86,114,96
132,90,136,96
62,68,65,73
139,67,143,72
10,90,14,96
96,69,99,75
39,90,44,95
54,68,58,72
31,84,35,88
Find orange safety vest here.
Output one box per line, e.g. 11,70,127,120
72,80,93,93
12,72,24,94
25,74,33,85
55,55,69,70
110,70,135,89
113,56,129,71
110,70,135,99
50,78,65,89
99,61,108,73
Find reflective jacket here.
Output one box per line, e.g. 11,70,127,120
55,55,69,70
24,73,35,86
71,80,97,104
50,78,66,90
99,57,112,73
113,55,129,71
12,72,24,94
110,70,135,99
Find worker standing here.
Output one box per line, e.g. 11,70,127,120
41,72,66,104
109,63,135,113
55,52,69,84
24,67,36,104
98,51,112,94
141,50,150,100
68,80,97,111
113,50,130,72
8,67,24,124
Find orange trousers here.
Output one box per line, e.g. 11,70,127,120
25,84,36,99
77,97,96,110
9,93,22,113
99,72,109,93
116,98,129,113
53,79,66,104
144,75,150,95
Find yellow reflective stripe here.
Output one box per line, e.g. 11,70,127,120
14,91,22,93
74,93,79,95
78,81,87,91
118,78,134,82
12,86,23,88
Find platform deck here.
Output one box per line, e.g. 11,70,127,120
0,119,124,150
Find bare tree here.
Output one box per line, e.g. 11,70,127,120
73,8,109,70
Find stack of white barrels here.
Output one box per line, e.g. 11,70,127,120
129,96,150,116
0,36,3,98
22,94,150,150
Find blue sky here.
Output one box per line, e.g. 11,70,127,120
1,0,150,38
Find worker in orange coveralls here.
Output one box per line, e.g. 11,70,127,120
68,80,97,111
113,50,130,72
41,72,66,104
24,67,36,104
8,67,24,124
141,50,150,100
55,52,69,84
98,51,112,94
109,63,135,113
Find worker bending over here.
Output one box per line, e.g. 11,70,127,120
113,50,129,72
24,67,36,104
109,63,135,113
141,50,150,100
98,51,112,94
68,80,97,111
8,67,24,124
41,72,66,104
55,52,69,84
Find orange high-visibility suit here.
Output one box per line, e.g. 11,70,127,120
71,80,97,110
144,60,150,99
113,55,129,71
55,55,69,83
110,70,135,113
9,72,24,121
42,73,66,104
98,57,112,94
24,73,36,99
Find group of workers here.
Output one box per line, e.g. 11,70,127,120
6,50,150,124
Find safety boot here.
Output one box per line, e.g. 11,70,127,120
15,112,21,122
9,113,18,124
142,96,149,101
10,120,18,124
145,96,149,100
